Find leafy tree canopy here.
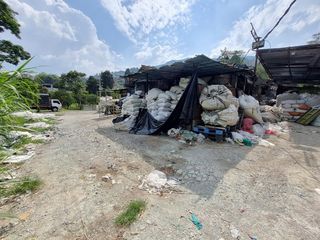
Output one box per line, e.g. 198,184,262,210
0,40,30,66
0,0,21,38
59,70,86,92
100,70,114,89
0,0,31,66
218,48,245,65
86,76,98,94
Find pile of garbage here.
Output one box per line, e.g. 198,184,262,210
276,92,320,125
200,85,239,127
167,128,206,144
138,170,179,194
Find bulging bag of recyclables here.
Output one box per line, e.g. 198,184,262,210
200,85,239,110
201,105,239,127
239,95,263,123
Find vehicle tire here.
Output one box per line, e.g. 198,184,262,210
52,107,58,112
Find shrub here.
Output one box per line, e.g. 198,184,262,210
0,59,38,137
86,94,98,105
50,90,76,107
68,103,81,110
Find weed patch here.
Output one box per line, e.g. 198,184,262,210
0,177,42,198
12,137,44,150
115,200,146,227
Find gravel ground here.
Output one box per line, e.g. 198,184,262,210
1,110,319,240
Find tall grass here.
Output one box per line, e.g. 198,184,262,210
0,59,39,140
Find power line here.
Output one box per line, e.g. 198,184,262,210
263,0,297,41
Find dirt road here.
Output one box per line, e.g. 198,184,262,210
1,111,320,239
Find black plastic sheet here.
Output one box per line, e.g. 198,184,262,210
130,72,199,135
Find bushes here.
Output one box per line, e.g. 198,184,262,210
68,103,81,110
86,94,98,105
50,90,75,108
50,90,98,109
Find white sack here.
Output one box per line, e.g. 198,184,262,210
200,85,235,110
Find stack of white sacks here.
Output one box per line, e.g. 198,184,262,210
200,85,239,127
146,86,184,121
121,94,146,116
276,92,320,122
114,93,146,131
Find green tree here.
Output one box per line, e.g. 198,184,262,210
0,0,31,66
50,90,75,107
218,48,244,65
86,76,98,94
34,72,60,86
59,71,86,105
86,94,98,105
100,70,114,89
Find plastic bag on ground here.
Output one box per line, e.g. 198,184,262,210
145,170,167,188
242,118,254,133
252,124,265,137
311,116,320,127
239,95,263,123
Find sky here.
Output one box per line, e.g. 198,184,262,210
2,0,320,75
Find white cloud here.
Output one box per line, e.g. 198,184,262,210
4,0,120,74
134,43,183,65
101,0,195,42
211,0,320,56
101,0,196,64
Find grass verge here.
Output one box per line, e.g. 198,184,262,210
115,200,146,227
0,151,8,162
0,177,42,198
12,137,44,150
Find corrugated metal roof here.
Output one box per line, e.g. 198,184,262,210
126,55,251,81
257,44,320,86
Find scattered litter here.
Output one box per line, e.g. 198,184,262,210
12,111,55,120
242,118,254,133
225,137,235,144
24,122,50,129
252,124,265,137
243,138,252,147
9,131,33,140
166,179,179,187
229,225,240,239
101,175,112,182
231,132,244,145
139,170,179,194
167,128,181,138
145,170,167,188
197,133,206,143
190,212,203,230
258,139,275,147
3,151,35,164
